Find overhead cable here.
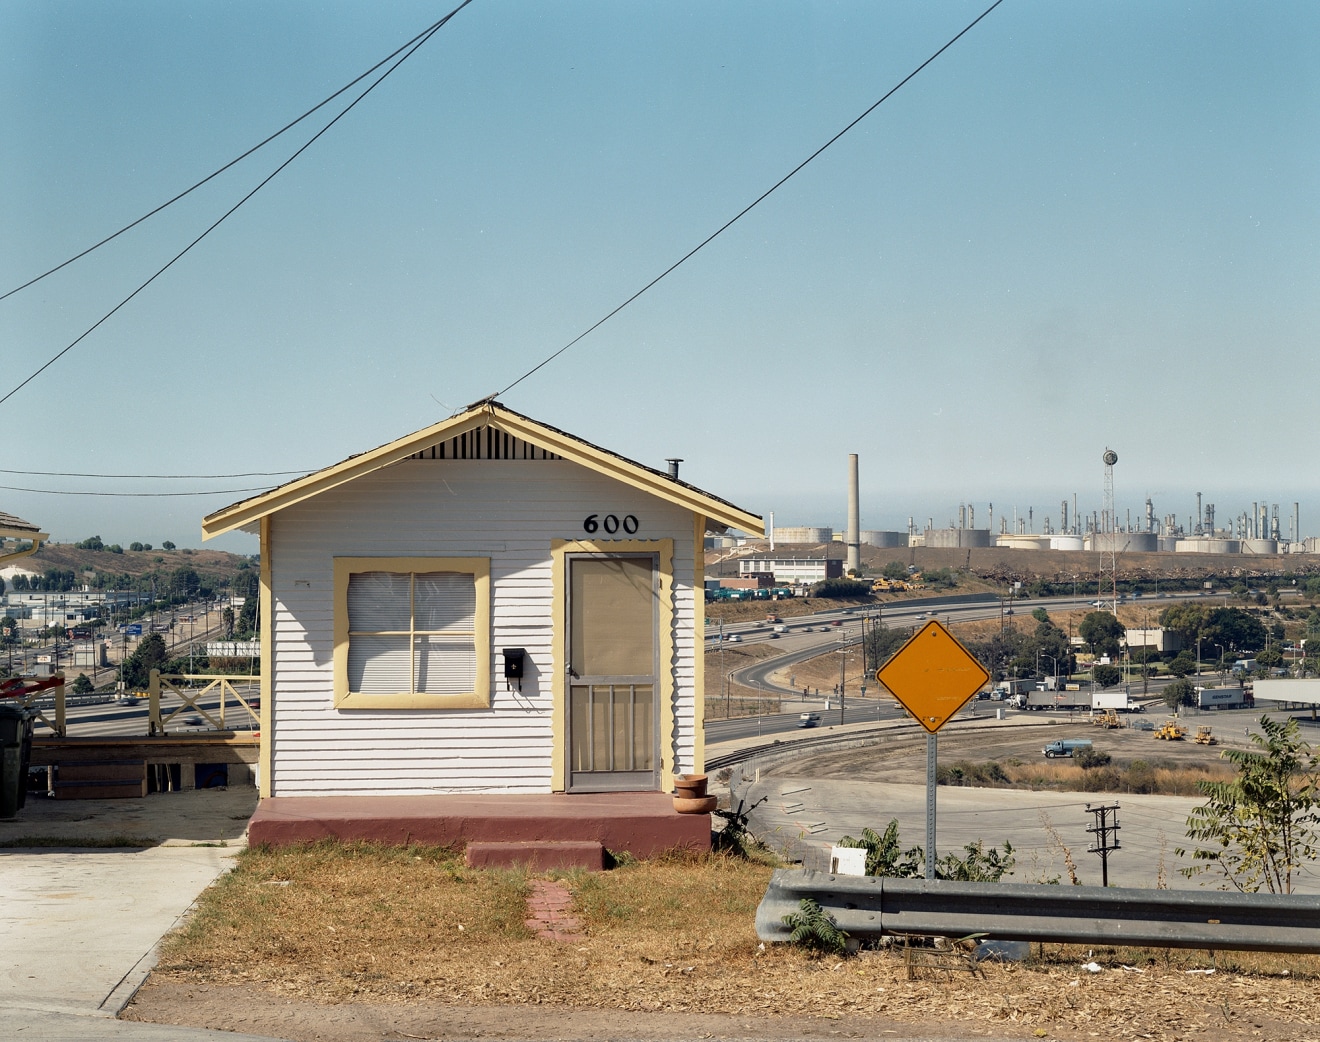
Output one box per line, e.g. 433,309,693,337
0,468,309,479
0,1,474,304
0,0,473,409
0,484,274,497
492,0,1005,400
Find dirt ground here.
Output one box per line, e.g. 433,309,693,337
0,784,257,847
126,979,1031,1042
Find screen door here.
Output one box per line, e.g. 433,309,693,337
567,555,658,791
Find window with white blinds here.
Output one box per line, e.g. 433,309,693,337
334,558,490,709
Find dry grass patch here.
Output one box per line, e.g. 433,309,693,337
150,842,1320,1039
157,843,776,1009
938,758,1237,796
159,841,534,999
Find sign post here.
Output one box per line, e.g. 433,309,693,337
876,620,990,880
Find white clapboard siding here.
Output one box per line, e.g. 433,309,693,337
267,458,697,796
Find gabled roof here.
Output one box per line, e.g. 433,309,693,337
202,400,763,540
0,509,47,569
0,510,46,540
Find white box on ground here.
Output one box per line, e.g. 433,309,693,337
830,846,867,876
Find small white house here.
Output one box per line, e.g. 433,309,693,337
202,401,762,801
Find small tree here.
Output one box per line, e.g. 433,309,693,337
1178,716,1320,893
1168,651,1196,677
71,673,94,694
1092,664,1122,689
1163,678,1197,711
1079,611,1125,657
122,633,168,690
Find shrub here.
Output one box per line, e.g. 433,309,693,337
1075,748,1112,769
810,578,871,599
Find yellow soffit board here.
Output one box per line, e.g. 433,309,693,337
202,402,763,540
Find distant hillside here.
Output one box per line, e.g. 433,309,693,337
3,541,255,593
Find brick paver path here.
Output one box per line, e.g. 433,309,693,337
524,879,585,942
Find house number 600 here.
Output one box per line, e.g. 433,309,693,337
583,513,638,535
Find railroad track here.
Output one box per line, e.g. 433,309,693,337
704,715,1041,771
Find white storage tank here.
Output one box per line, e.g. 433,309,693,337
925,528,992,548
996,534,1050,550
1049,535,1085,551
1241,538,1279,555
1175,538,1240,554
772,526,833,544
1086,532,1155,552
860,530,908,548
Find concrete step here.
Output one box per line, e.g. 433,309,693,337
465,840,605,870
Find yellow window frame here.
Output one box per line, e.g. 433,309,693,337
333,556,491,710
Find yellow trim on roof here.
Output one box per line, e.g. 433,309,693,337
202,402,763,540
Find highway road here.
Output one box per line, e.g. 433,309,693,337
31,684,258,738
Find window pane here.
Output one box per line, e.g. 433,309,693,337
414,635,476,694
348,634,411,694
348,572,411,632
414,572,475,632
570,558,654,677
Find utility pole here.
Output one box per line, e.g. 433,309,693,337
837,643,847,726
1086,803,1122,886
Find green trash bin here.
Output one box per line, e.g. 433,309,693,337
0,703,35,820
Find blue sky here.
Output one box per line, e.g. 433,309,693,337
2,1,1317,551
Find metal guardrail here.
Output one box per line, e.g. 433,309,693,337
756,869,1320,954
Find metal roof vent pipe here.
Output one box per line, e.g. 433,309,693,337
666,458,683,480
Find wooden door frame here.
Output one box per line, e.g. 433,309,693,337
550,538,674,793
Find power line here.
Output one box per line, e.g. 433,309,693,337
0,1,473,409
0,1,474,304
0,468,309,479
494,0,1005,399
0,484,273,498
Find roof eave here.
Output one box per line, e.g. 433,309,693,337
202,403,763,540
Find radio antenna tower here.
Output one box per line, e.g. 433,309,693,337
1101,449,1119,612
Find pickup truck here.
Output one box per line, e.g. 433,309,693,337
798,712,822,728
1043,738,1093,759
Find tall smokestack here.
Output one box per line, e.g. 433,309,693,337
768,510,775,552
846,454,861,574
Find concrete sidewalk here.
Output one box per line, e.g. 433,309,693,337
0,788,291,1040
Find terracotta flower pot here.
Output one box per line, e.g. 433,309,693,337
672,795,718,814
673,773,708,800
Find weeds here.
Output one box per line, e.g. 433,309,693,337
837,819,1014,881
713,794,772,859
1038,811,1080,885
781,898,848,955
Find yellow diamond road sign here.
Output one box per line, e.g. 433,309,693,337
875,619,990,734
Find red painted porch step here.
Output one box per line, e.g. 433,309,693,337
465,840,604,871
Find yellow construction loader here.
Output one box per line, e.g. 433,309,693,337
1090,709,1120,729
1154,719,1187,741
1194,726,1217,745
